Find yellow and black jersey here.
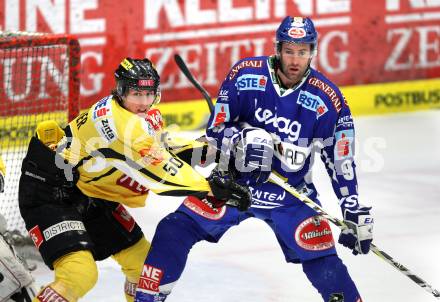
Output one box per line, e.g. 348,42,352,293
57,96,210,207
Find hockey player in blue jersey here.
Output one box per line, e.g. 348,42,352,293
135,16,373,302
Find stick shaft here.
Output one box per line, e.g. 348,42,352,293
174,54,214,113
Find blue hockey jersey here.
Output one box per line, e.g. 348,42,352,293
206,55,358,205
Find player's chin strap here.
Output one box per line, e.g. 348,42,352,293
268,172,440,300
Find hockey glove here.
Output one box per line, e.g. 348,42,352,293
338,197,374,255
233,127,274,186
208,173,252,212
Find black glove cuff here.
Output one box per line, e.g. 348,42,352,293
208,176,231,201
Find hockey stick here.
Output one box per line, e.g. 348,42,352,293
174,54,214,113
174,54,440,300
269,173,440,300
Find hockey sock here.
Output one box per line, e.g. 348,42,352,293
34,250,98,301
302,255,362,302
111,236,151,302
135,211,207,297
33,283,74,302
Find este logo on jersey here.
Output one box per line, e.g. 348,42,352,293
236,74,267,91
297,91,328,118
92,96,111,121
92,97,118,143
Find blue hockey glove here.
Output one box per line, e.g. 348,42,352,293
232,127,274,186
338,197,374,255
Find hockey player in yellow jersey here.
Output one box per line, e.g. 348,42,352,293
18,57,251,302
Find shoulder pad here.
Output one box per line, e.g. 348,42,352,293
36,120,65,146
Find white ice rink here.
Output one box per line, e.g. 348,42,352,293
31,110,440,301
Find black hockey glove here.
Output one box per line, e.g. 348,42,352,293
208,173,252,212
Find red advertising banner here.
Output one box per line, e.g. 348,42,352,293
1,0,440,110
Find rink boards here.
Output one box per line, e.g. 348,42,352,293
1,77,439,147
156,77,440,130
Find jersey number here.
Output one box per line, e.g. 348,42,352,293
76,112,88,130
163,156,184,176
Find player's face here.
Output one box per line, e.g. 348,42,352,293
123,88,157,118
278,42,313,86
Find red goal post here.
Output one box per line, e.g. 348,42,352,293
0,31,80,235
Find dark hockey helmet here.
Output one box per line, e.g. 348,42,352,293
276,16,318,54
114,57,161,104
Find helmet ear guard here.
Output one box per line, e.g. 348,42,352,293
116,80,127,97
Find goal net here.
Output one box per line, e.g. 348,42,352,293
0,31,80,236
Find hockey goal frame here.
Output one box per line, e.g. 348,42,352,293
0,32,81,237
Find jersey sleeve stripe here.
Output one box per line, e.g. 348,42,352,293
92,148,188,188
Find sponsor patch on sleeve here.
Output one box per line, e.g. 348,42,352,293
228,60,263,80
93,97,118,143
308,77,343,112
209,103,230,128
334,129,354,160
95,117,118,143
92,96,112,121
336,115,354,130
